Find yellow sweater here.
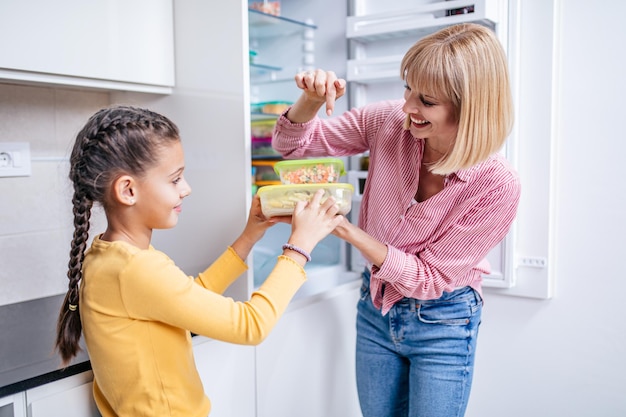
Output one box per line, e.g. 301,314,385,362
79,235,306,417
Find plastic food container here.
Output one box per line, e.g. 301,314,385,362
257,183,354,217
250,101,293,115
261,101,292,114
274,158,345,184
249,1,281,16
251,119,276,139
252,160,281,185
252,137,280,157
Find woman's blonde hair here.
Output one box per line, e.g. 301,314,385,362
400,23,513,175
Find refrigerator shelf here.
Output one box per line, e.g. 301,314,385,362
250,63,282,73
248,9,317,39
251,112,279,121
347,0,498,42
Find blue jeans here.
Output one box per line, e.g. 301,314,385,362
356,269,482,417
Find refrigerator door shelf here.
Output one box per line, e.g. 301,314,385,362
347,0,498,42
346,55,404,83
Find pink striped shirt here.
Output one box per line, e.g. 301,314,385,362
273,100,521,315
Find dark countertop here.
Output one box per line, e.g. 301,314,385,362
0,294,91,397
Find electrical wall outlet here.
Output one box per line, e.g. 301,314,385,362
516,256,548,269
0,142,31,177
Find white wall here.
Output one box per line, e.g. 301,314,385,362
467,1,626,416
0,84,109,305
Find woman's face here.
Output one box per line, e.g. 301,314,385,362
402,84,459,146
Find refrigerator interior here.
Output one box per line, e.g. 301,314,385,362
249,0,356,295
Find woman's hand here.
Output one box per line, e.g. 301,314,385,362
288,69,347,121
331,214,389,269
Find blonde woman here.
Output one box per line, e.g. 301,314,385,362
273,23,521,417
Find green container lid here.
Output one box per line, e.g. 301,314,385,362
273,158,346,176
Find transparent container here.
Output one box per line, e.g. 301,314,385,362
251,119,276,138
252,160,281,186
274,158,345,184
257,183,354,217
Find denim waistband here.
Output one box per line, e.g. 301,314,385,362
362,267,479,305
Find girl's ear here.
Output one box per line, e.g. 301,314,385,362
112,175,137,206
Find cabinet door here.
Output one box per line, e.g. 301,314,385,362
256,283,361,417
192,337,256,417
0,392,26,417
26,371,99,417
0,0,174,93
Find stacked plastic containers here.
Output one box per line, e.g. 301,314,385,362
257,158,354,217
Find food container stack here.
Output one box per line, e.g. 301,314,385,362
257,158,354,217
251,119,280,158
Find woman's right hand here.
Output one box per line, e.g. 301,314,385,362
290,69,347,118
284,189,343,264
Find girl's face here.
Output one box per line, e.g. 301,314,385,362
402,84,459,146
134,140,191,230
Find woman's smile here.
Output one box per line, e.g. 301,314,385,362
410,116,430,128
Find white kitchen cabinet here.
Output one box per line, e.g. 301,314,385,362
255,282,361,417
11,338,254,417
0,0,175,94
0,392,26,417
25,371,99,417
192,337,256,417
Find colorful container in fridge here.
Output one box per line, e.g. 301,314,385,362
252,160,281,186
274,158,345,184
251,119,276,139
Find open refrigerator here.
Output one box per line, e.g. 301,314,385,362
247,0,514,297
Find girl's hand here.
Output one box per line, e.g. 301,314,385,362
231,195,276,260
294,69,346,116
287,189,344,255
243,194,276,243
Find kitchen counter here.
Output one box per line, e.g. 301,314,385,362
0,294,91,397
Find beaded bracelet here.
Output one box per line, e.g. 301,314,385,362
282,243,312,263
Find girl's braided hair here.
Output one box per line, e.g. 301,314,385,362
55,105,180,365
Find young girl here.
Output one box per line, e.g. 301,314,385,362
273,23,521,417
55,105,343,417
